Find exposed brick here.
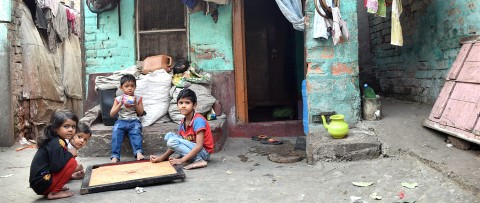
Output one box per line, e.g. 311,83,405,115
331,63,353,75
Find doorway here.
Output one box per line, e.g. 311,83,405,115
243,0,304,122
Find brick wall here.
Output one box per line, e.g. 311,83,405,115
305,0,361,128
9,0,31,142
362,0,480,103
83,0,136,76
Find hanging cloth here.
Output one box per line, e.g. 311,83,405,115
274,0,304,31
181,0,197,9
376,0,386,17
331,7,349,45
366,0,378,14
313,0,332,39
391,0,403,46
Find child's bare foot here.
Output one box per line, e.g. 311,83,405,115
71,171,85,180
47,191,74,200
136,152,145,160
183,160,207,170
111,157,119,163
61,186,69,191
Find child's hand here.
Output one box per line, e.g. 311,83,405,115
150,155,162,163
168,157,184,165
78,164,84,171
68,148,78,157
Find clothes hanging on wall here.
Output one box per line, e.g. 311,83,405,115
313,0,331,39
366,0,378,14
391,0,403,46
376,0,386,17
66,8,76,33
52,2,68,41
35,4,48,29
37,0,60,17
184,0,220,23
331,7,349,45
181,0,196,9
275,0,304,31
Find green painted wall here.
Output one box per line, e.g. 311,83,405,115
304,0,360,131
189,4,233,71
83,2,233,75
84,0,136,75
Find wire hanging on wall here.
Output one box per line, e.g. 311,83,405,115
314,0,339,19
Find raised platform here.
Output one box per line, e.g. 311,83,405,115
306,127,382,164
80,117,226,157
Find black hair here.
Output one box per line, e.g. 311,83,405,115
120,74,136,87
77,123,92,136
172,58,190,74
176,88,197,104
37,109,79,148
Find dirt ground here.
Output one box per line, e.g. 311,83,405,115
1,98,479,202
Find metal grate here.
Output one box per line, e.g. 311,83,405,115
139,32,187,60
137,0,187,60
138,0,185,31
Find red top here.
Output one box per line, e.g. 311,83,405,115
178,113,214,154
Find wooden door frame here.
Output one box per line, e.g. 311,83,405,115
233,0,248,123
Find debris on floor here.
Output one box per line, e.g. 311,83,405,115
352,182,374,187
350,196,368,203
401,182,418,189
369,192,382,200
135,187,146,194
1,174,13,178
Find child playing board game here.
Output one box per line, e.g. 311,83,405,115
150,88,214,170
29,110,79,200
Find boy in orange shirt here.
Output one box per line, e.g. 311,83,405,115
150,89,214,170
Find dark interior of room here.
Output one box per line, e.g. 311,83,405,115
244,0,303,122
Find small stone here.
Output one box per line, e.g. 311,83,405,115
447,136,471,150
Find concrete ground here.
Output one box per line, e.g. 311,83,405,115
1,98,479,202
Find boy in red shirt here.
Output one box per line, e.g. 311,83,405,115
150,89,214,170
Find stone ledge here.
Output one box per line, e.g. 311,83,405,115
80,117,226,158
306,128,382,164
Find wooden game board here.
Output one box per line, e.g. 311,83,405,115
80,160,185,194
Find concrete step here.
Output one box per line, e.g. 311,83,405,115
306,128,382,164
80,117,227,158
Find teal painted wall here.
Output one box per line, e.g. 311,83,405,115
189,4,233,71
83,3,233,76
0,0,13,146
84,0,136,75
370,0,480,103
304,0,360,131
0,0,11,22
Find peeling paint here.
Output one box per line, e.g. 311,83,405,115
304,0,360,126
189,5,233,71
331,63,353,75
320,47,334,59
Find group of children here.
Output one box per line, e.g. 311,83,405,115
29,74,213,200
